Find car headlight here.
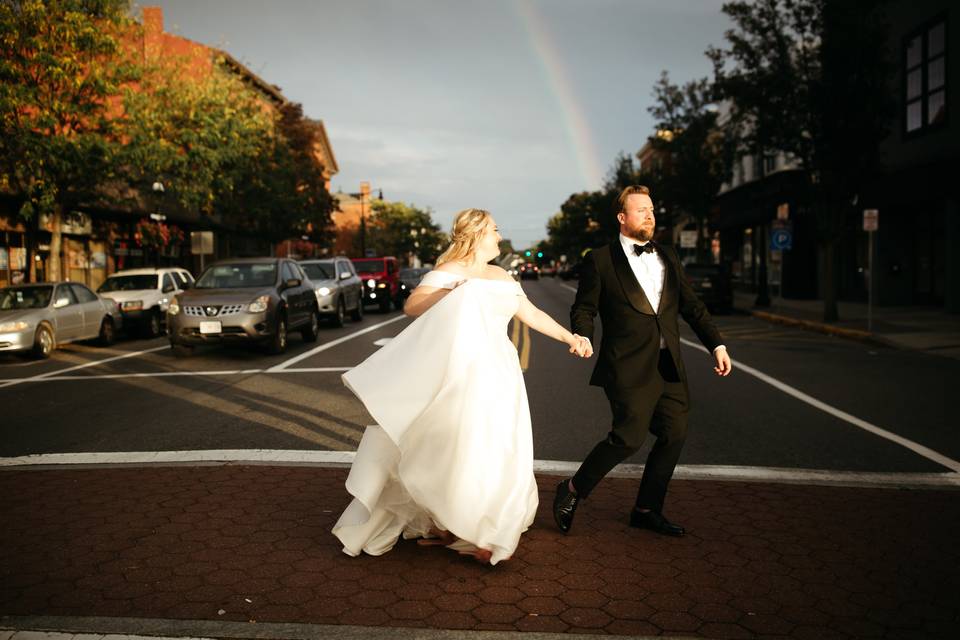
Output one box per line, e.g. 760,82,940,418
366,279,376,288
248,295,270,313
400,283,406,290
0,321,29,332
121,300,143,311
168,299,180,316
318,287,331,297
376,283,387,289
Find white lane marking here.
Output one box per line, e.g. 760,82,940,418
2,449,957,489
0,346,168,389
268,315,407,372
0,367,352,383
680,337,960,473
561,281,960,473
373,338,393,346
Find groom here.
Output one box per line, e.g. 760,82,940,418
555,185,732,537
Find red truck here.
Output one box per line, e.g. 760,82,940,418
351,256,402,312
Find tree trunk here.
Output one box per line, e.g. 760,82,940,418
48,204,63,282
821,238,839,322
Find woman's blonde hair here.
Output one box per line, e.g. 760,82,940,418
435,208,493,266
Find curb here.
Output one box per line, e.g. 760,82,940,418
744,308,885,346
0,615,694,640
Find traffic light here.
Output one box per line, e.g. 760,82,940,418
525,250,531,257
537,251,543,258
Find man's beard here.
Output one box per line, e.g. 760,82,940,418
625,223,654,242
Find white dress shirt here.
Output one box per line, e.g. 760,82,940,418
619,233,667,348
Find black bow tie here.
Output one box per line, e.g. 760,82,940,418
633,242,655,256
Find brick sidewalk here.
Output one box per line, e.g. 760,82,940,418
2,466,958,639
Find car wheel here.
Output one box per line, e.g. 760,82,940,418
268,313,287,355
393,295,404,311
350,296,363,321
332,298,346,328
32,324,55,359
98,317,116,346
144,309,162,338
301,307,320,342
170,340,194,357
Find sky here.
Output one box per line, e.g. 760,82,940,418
146,0,731,248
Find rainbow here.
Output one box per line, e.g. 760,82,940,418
515,0,605,190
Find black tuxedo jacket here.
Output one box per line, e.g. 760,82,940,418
570,241,723,391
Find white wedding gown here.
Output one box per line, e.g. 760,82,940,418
333,271,538,565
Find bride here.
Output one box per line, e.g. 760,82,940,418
332,208,591,565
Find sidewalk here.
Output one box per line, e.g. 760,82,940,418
2,464,958,639
732,291,960,358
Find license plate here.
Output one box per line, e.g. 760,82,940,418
199,321,222,334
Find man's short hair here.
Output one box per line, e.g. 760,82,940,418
617,185,651,213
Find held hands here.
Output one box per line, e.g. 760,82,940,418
713,346,732,377
568,334,593,358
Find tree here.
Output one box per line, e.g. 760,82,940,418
647,71,732,261
0,0,138,280
123,59,337,245
707,0,894,320
364,201,445,265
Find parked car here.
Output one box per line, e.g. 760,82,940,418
299,257,363,327
167,257,319,356
352,256,401,312
398,267,430,300
97,267,194,337
683,263,733,314
0,282,120,359
519,262,540,280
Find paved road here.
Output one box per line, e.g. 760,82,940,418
1,278,956,477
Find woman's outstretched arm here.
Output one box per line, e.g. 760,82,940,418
514,296,592,357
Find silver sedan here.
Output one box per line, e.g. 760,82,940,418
0,282,120,359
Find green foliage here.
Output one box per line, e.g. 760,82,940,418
545,154,651,261
0,0,137,219
365,200,445,265
120,55,273,218
647,71,733,258
1,1,337,251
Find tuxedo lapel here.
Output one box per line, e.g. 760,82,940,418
657,248,678,314
610,241,656,316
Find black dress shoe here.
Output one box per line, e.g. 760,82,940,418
629,509,685,536
553,479,580,534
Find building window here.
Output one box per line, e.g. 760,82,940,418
905,17,947,134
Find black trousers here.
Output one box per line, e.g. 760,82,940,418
571,349,689,513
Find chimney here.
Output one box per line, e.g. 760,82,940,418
142,7,163,61
143,7,163,34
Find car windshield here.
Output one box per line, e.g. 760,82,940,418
400,268,426,279
353,261,386,274
301,263,335,280
195,264,277,288
0,286,53,310
98,274,158,292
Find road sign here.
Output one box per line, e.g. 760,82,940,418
770,228,793,251
863,209,879,231
680,230,698,248
190,231,213,255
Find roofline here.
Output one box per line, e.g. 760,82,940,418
213,49,287,106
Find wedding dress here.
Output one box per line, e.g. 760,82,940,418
332,270,538,565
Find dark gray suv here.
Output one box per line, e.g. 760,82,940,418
167,257,319,356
